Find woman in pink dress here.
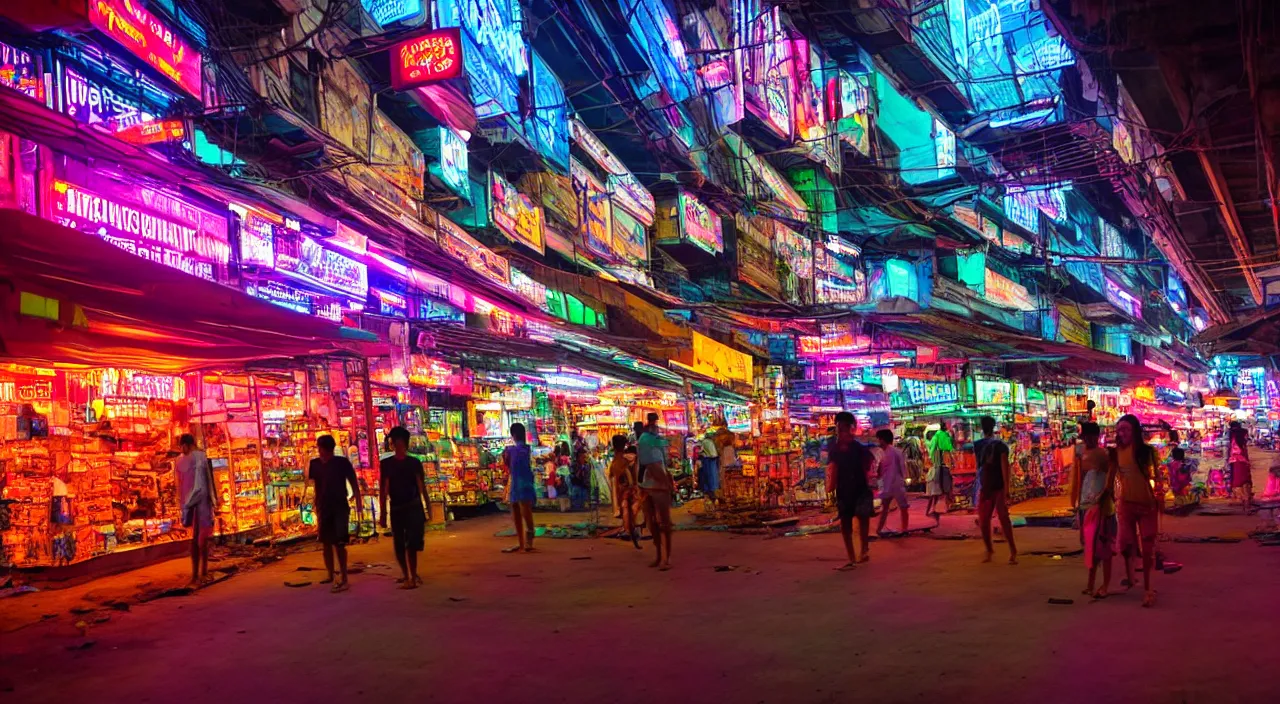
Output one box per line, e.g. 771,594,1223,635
1228,427,1252,515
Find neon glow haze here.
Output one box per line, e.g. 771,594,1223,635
433,0,528,119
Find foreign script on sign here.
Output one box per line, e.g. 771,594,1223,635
392,28,463,91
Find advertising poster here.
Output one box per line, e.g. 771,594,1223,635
436,214,510,287
611,206,648,266
321,59,371,157
691,332,752,385
678,190,722,255
489,171,545,255
736,215,780,297
390,27,462,89
571,158,613,260
88,0,202,98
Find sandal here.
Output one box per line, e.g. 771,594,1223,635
1093,588,1109,600
502,545,523,553
1142,590,1156,608
318,577,335,585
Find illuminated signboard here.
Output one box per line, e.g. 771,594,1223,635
509,268,548,311
51,178,230,282
900,378,958,406
815,245,867,306
88,0,202,98
1056,303,1092,348
691,332,752,385
230,203,288,268
570,119,654,226
362,0,425,27
797,331,870,357
490,171,545,255
679,191,722,255
434,0,528,119
934,119,956,178
1003,191,1040,234
409,355,453,387
975,379,1013,405
59,64,160,134
115,119,185,145
437,214,510,287
276,236,369,299
773,221,812,279
391,28,463,91
571,158,614,260
737,215,780,297
543,372,601,392
984,269,1035,311
619,0,696,103
529,51,569,172
741,5,794,139
1,40,42,100
611,207,648,266
433,126,470,199
832,70,871,156
1167,273,1188,313
246,280,313,315
372,111,425,200
1104,275,1142,319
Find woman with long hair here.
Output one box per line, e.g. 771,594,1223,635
1228,426,1253,515
1113,414,1159,607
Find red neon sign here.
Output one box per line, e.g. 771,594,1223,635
391,28,463,91
88,0,202,99
114,119,186,145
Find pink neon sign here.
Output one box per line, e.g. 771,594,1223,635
88,0,202,98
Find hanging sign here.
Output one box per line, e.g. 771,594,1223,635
433,0,528,119
691,332,752,385
569,118,654,225
363,0,426,27
59,64,159,134
88,0,202,98
900,378,958,406
1056,303,1091,347
0,41,41,100
679,191,722,255
975,379,1013,405
50,177,230,282
984,269,1036,311
437,214,510,287
571,158,613,260
392,28,463,91
276,236,369,299
490,171,545,255
611,206,648,266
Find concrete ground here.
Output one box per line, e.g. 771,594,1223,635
3,494,1278,704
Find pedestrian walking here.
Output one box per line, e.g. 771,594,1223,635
698,429,721,509
1114,414,1160,607
607,434,641,549
974,416,1018,565
379,426,427,588
826,411,874,570
637,412,673,570
502,423,538,553
925,422,954,522
304,435,361,592
174,433,218,589
1228,426,1253,515
875,429,910,536
1071,423,1116,598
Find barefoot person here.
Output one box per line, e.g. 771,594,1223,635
303,435,361,592
827,411,874,569
974,416,1017,564
502,423,537,553
875,429,910,536
1114,414,1160,607
175,434,218,588
379,426,428,588
1071,422,1116,598
607,434,641,549
637,412,674,570
1228,426,1253,516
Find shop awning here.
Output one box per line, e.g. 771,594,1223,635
0,210,386,373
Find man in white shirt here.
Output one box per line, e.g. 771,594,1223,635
175,433,218,588
875,429,910,535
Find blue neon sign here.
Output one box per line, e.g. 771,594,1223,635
361,0,424,27
434,0,528,119
529,51,569,172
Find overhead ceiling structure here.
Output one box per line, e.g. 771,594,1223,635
1048,0,1280,320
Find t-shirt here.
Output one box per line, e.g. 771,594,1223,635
878,445,907,492
637,430,666,466
380,455,425,512
175,450,211,510
927,430,954,466
1077,447,1113,515
310,455,357,512
608,455,634,486
974,437,1008,493
829,437,872,501
699,437,719,459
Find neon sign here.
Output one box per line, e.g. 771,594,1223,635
679,191,722,255
276,236,369,299
391,28,463,91
247,280,313,315
742,5,794,139
88,0,201,98
51,178,229,282
434,0,528,119
362,0,425,27
490,171,545,255
975,379,1013,405
571,158,613,260
773,221,812,279
1143,359,1172,376
984,269,1035,311
1104,276,1142,319
934,119,956,176
59,64,159,134
611,207,648,266
437,214,510,287
1,40,42,100
900,378,958,406
529,51,569,171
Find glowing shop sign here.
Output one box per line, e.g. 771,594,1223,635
543,372,601,392
88,0,202,98
570,118,654,225
433,0,528,119
1,40,42,100
409,355,453,387
742,5,794,139
437,215,510,287
51,178,230,282
115,119,185,145
529,51,569,171
391,28,463,91
691,332,752,385
230,203,286,268
277,236,369,299
797,332,870,357
679,191,722,255
934,119,956,176
246,280,313,315
611,207,648,266
571,158,613,260
59,64,159,134
1104,276,1142,319
1003,191,1040,234
984,269,1035,311
362,0,425,27
435,126,469,199
773,222,812,279
1143,359,1172,376
490,171,545,255
975,379,1013,406
900,378,958,406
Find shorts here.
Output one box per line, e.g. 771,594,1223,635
1117,500,1157,555
838,492,874,520
880,486,909,509
390,507,426,553
318,508,351,546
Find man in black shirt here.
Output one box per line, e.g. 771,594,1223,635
974,415,1017,565
826,411,874,570
304,434,361,592
379,426,428,588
